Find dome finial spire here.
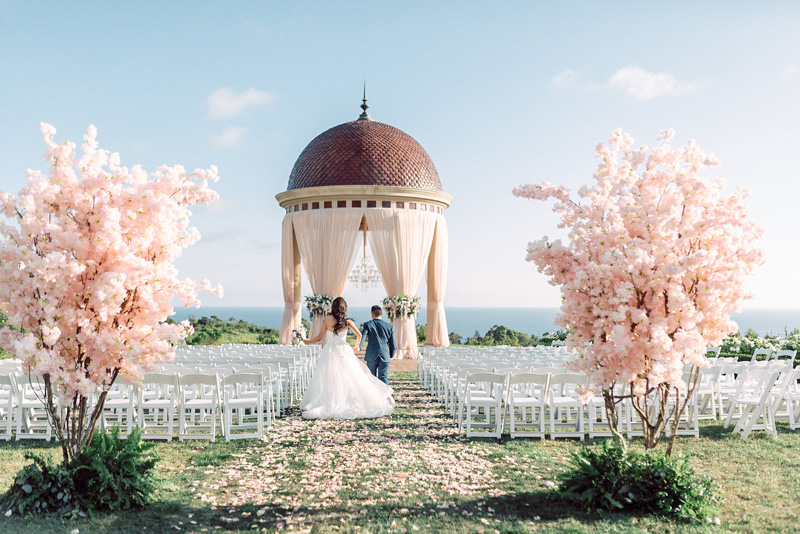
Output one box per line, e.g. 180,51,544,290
358,81,372,121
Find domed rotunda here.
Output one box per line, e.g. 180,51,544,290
276,96,452,357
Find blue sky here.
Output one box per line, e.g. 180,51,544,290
2,2,799,310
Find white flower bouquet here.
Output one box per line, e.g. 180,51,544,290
381,294,421,321
291,326,306,346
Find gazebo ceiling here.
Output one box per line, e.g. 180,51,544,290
287,118,442,192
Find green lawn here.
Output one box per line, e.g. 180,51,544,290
1,371,798,533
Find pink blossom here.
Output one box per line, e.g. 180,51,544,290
514,129,763,450
0,123,220,461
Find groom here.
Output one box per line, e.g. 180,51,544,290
358,305,395,385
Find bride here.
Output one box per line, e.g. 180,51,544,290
299,296,395,419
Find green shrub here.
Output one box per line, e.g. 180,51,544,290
625,451,721,521
558,441,721,522
558,440,633,513
465,325,540,347
72,426,158,512
1,426,158,518
416,324,427,344
185,316,280,345
0,452,84,518
259,332,279,344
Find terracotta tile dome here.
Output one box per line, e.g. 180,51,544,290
287,119,442,191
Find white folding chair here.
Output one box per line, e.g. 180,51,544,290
418,349,432,388
776,366,800,430
547,373,587,441
506,372,549,439
751,348,774,362
695,365,721,420
530,366,566,375
0,373,19,440
433,357,468,401
270,356,301,403
463,372,506,439
773,350,797,365
15,374,52,441
723,368,781,439
178,373,221,441
0,360,23,375
247,362,283,417
439,359,471,405
664,371,700,438
587,383,627,439
100,378,136,437
716,362,747,417
138,373,179,441
222,372,265,441
450,365,488,420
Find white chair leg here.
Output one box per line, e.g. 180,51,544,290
737,405,757,438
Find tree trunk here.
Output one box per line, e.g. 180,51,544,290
42,376,115,464
665,365,700,457
603,389,627,452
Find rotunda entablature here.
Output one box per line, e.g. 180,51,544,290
276,185,453,214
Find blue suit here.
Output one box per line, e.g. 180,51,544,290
359,318,395,385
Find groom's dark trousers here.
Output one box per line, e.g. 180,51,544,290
360,318,395,385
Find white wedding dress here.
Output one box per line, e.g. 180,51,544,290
299,329,395,419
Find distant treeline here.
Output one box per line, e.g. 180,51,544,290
181,316,569,347
175,315,309,346
422,324,568,347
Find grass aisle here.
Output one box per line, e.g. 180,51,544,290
1,370,799,533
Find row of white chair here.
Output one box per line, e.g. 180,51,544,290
719,361,800,438
706,345,797,363
457,370,590,440
418,348,800,441
419,346,574,400
0,369,280,442
0,343,321,442
172,344,319,403
747,348,797,363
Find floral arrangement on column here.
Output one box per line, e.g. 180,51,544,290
304,294,333,317
382,294,422,321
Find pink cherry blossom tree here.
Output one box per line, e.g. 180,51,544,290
0,123,222,463
514,129,763,454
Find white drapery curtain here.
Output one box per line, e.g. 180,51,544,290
365,209,437,358
292,209,363,338
426,215,449,347
279,216,302,344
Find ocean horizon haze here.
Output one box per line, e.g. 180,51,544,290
172,306,800,339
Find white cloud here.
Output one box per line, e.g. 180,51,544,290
783,64,800,76
551,69,578,88
211,126,246,148
207,87,275,118
608,66,698,101
197,197,233,213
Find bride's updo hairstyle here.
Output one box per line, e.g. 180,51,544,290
331,297,348,334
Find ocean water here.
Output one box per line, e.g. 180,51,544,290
171,306,800,338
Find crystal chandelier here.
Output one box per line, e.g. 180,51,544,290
349,229,382,291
